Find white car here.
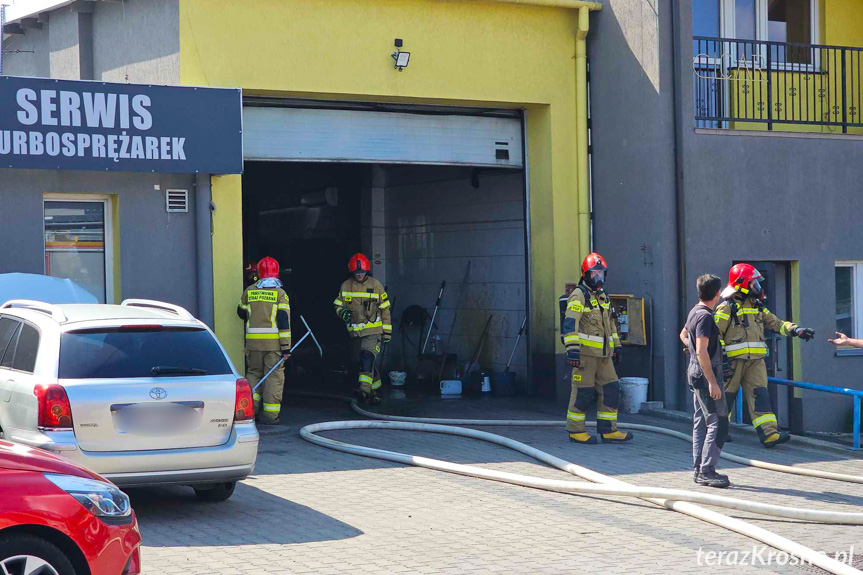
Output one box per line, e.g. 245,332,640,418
0,299,259,502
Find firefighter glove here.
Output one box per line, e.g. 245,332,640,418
612,347,622,366
793,327,815,341
339,309,352,324
722,354,734,381
566,348,581,368
382,334,391,343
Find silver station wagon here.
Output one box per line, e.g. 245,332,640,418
0,299,258,501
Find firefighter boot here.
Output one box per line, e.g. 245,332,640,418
569,433,598,445
601,431,633,443
762,431,791,448
696,466,730,488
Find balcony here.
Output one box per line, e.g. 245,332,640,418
693,37,863,134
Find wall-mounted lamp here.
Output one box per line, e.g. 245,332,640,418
391,38,410,71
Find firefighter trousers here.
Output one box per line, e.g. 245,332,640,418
245,350,284,424
566,355,620,434
351,335,382,397
724,358,779,442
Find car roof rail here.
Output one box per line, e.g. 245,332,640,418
0,300,67,322
121,299,196,321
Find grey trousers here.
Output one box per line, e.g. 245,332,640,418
692,379,729,470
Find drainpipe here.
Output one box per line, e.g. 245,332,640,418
575,5,594,259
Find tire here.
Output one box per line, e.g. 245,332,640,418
0,533,77,575
193,481,236,502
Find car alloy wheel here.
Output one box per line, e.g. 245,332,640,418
1,555,62,575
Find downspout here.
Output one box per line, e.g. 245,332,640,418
575,5,596,259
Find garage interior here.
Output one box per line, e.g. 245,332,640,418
240,102,529,396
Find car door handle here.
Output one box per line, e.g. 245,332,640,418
1,381,13,402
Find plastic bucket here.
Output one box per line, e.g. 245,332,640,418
619,377,649,414
440,380,462,398
389,371,407,387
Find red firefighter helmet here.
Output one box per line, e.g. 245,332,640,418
347,253,372,274
581,253,608,290
257,256,280,279
728,263,764,299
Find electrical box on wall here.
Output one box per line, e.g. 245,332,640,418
609,294,647,346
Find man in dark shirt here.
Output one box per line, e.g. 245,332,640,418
679,274,730,488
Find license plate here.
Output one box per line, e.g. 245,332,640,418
113,403,201,435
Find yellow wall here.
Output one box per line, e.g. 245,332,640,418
180,0,585,366
824,0,863,48
211,174,245,367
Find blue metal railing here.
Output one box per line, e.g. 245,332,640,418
734,378,863,450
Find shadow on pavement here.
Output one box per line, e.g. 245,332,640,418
128,482,363,547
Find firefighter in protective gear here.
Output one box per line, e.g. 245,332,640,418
237,256,291,425
334,253,392,404
715,263,814,447
562,253,633,445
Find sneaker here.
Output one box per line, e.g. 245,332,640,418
569,432,598,445
696,466,730,488
762,431,791,448
600,431,634,443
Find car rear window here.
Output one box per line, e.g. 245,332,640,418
59,327,232,379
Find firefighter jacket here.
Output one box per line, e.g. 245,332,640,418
237,278,291,352
333,276,392,339
562,285,620,359
714,295,798,360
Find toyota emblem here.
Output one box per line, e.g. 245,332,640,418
149,387,168,400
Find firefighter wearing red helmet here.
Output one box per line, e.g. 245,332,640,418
334,253,392,404
561,253,633,444
714,263,814,447
236,256,291,425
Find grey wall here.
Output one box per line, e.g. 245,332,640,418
2,25,50,78
368,165,529,387
93,0,179,85
673,0,863,431
0,169,199,315
3,0,179,84
588,0,683,407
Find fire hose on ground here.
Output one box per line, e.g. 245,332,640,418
295,394,863,575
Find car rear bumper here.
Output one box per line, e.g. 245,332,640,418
13,422,259,487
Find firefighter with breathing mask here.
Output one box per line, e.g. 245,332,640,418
561,253,633,444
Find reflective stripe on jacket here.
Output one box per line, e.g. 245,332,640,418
714,295,796,360
333,276,392,338
561,286,619,358
239,283,291,352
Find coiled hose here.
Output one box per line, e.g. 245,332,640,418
296,394,863,575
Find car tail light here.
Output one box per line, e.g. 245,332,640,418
235,378,254,422
34,384,74,429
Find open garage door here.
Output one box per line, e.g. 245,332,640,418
241,102,529,396
243,103,523,168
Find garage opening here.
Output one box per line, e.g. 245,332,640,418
240,103,529,396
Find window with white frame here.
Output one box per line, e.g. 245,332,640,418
44,196,114,304
835,262,863,342
693,0,819,45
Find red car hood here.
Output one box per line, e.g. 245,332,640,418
0,440,101,480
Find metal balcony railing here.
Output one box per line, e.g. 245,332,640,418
693,36,863,133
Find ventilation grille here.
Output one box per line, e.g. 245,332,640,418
166,189,189,213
